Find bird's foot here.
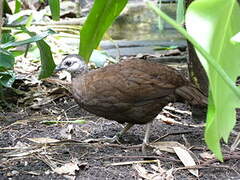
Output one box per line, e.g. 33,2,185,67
142,142,149,155
83,134,122,144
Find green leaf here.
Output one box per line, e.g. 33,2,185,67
146,0,240,161
49,0,60,21
0,50,15,70
25,13,33,27
3,0,12,15
154,45,178,50
24,29,56,79
186,0,240,160
14,0,22,14
11,50,25,57
79,0,128,61
41,119,86,125
0,71,15,88
147,1,240,99
36,40,56,79
6,11,31,26
0,29,55,49
1,31,15,44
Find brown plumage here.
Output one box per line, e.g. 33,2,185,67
55,54,207,145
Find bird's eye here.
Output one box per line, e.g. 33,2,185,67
65,61,72,66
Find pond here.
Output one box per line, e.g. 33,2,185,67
107,2,183,41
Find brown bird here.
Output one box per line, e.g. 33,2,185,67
55,54,207,147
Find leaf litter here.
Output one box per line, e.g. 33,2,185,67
1,54,240,179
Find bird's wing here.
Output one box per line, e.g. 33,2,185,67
72,59,187,111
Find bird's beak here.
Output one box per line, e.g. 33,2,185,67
54,65,64,73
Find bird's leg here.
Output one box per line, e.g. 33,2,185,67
142,121,152,154
112,123,134,142
84,123,134,143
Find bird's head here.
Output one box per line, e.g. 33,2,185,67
55,54,88,75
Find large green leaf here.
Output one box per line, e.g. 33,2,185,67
36,40,56,79
79,0,128,61
49,0,60,21
186,0,240,160
0,29,55,49
25,30,56,79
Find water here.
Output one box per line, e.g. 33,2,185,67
107,3,183,41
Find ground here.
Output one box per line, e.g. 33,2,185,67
2,1,239,179
1,94,240,179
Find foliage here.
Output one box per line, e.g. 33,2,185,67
24,29,56,79
0,29,56,87
0,0,60,91
3,0,12,15
186,0,240,160
14,0,22,14
147,0,240,160
79,0,128,61
49,0,60,21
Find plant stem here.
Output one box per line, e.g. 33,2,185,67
0,0,3,39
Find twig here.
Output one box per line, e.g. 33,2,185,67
200,154,240,165
107,160,159,166
174,164,239,175
15,129,37,140
65,104,79,113
153,130,193,142
231,132,240,152
97,155,180,162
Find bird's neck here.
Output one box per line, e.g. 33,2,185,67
71,68,89,79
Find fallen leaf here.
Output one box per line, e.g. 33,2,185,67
54,162,81,175
199,152,215,160
149,141,186,153
173,146,198,177
133,163,174,180
27,137,60,144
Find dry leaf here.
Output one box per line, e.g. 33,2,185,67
199,152,215,160
133,164,149,179
149,141,186,153
27,137,60,144
54,162,80,175
3,142,42,157
133,163,174,180
173,147,198,177
150,141,198,177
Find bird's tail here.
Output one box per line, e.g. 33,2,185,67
175,84,208,106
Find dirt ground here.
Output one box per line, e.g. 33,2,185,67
1,93,240,180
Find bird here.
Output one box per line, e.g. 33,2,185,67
55,54,207,148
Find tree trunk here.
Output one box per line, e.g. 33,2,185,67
185,0,208,96
187,42,208,96
185,0,208,121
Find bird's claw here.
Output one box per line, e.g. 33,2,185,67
142,142,149,155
